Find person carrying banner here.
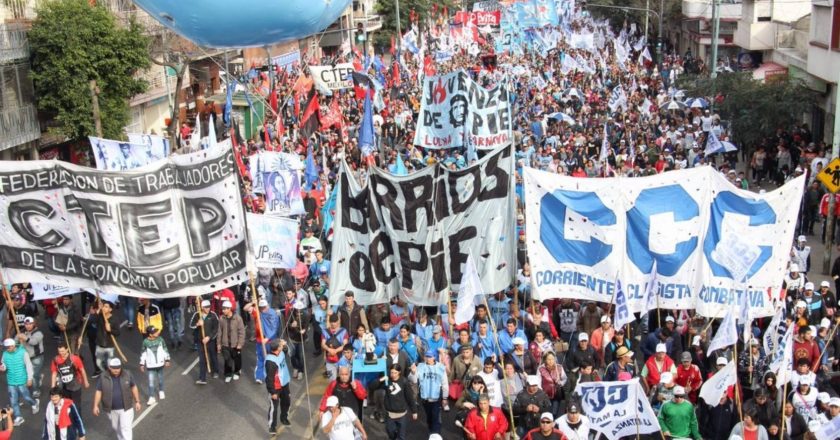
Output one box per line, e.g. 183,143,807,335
217,301,245,383
93,301,120,380
243,298,279,384
189,299,219,385
55,296,82,354
658,386,702,440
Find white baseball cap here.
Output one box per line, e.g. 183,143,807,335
673,386,686,396
326,395,339,407
2,339,14,347
821,281,831,288
527,375,541,387
201,300,211,307
805,282,814,290
818,392,831,404
660,372,673,385
790,264,800,272
665,316,675,323
258,299,269,308
222,300,232,309
656,343,667,353
821,318,831,329
716,357,728,366
797,235,806,242
830,397,840,407
600,316,611,324
108,358,122,368
578,332,589,342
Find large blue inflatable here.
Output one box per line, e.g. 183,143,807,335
132,0,352,48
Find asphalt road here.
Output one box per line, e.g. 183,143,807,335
0,304,465,440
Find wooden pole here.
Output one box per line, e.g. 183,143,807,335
96,291,127,363
0,282,20,336
778,378,789,436
250,273,268,359
194,296,211,373
815,319,840,372
732,348,743,423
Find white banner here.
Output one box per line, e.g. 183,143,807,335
699,360,736,406
248,151,305,217
329,145,516,306
575,378,660,440
413,70,512,150
90,136,168,171
127,134,171,160
0,145,248,298
31,283,80,300
309,63,354,91
524,166,805,318
246,213,298,269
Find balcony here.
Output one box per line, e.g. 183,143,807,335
100,0,164,34
0,23,28,63
354,14,382,33
0,103,39,151
682,0,742,21
129,65,189,106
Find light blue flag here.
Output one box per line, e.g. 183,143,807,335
358,92,375,156
394,153,408,176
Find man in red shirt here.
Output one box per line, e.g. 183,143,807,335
50,343,89,408
523,412,568,440
792,325,820,371
464,393,509,440
674,352,703,403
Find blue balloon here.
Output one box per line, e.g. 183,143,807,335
133,0,352,48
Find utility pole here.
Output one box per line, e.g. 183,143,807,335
823,72,840,274
395,0,402,41
90,80,103,138
710,0,720,78
644,0,649,41
658,0,664,64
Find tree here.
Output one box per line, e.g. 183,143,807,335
147,29,197,148
677,72,817,150
28,0,149,140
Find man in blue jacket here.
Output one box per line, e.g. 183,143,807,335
265,339,291,434
246,298,279,384
416,350,448,435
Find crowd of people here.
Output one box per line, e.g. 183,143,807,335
0,4,837,440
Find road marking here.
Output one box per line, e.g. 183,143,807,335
132,402,156,428
181,357,199,376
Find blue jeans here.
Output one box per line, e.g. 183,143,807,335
8,384,36,418
122,297,137,326
164,308,183,342
385,413,407,440
147,367,164,396
255,343,266,381
30,355,44,391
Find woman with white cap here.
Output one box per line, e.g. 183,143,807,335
788,375,819,422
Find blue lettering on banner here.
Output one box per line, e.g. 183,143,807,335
703,192,775,279
540,190,616,266
698,285,766,308
535,270,614,296
626,185,698,276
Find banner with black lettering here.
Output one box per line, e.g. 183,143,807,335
413,70,512,150
329,144,516,306
524,166,804,318
246,213,298,269
0,145,248,298
575,379,661,440
309,63,354,91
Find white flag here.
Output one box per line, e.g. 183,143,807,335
769,323,795,386
614,279,633,330
575,378,661,440
704,129,725,155
707,308,737,355
815,414,840,440
699,360,736,406
763,305,786,356
207,113,218,148
643,261,659,314
190,115,201,150
455,253,484,325
599,122,610,162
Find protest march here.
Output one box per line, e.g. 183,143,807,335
0,1,838,440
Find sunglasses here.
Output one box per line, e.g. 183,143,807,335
540,420,553,424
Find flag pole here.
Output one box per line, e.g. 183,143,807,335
194,296,212,373
249,273,268,360
732,346,743,423
815,318,840,372
0,272,20,336
96,291,127,363
480,294,517,436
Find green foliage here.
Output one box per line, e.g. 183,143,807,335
28,0,150,140
373,0,457,49
677,72,817,149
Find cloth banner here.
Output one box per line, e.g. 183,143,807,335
127,134,171,160
0,145,248,298
413,70,512,150
32,284,118,303
309,63,354,91
699,360,737,406
455,11,501,27
454,253,484,325
248,151,305,217
90,136,167,171
246,213,298,269
524,166,805,318
329,145,516,306
815,415,840,440
575,378,661,440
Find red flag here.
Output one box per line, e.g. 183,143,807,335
390,36,396,56
263,122,273,151
300,91,321,142
423,55,436,77
276,115,285,140
230,127,249,178
320,97,343,130
269,86,278,113
393,62,401,87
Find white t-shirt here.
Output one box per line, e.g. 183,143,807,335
321,407,358,440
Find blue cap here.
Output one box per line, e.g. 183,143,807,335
424,349,436,358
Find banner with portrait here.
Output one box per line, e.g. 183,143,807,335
248,151,305,217
89,136,168,171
